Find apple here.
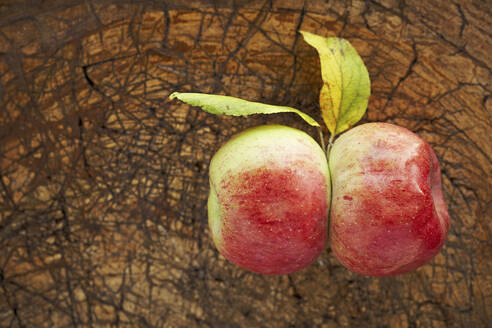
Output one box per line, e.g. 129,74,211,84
329,122,450,277
208,125,331,274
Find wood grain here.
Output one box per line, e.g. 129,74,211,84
0,1,490,327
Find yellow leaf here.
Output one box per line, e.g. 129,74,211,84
301,31,370,136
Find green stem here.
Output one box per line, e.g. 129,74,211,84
326,134,334,157
318,127,326,155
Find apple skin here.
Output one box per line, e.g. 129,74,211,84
329,122,450,277
208,125,331,275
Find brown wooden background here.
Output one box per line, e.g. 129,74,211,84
0,1,490,327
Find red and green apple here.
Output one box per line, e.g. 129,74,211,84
329,122,450,276
208,125,331,275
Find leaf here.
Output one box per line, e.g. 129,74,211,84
301,31,370,136
169,92,320,127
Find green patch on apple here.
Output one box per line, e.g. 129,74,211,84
169,31,449,277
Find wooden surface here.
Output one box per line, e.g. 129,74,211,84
0,1,490,327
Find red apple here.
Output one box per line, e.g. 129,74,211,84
208,125,331,274
329,122,450,276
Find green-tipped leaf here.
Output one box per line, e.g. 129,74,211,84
169,92,320,127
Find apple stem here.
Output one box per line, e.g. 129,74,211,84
318,128,326,154
326,134,334,156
